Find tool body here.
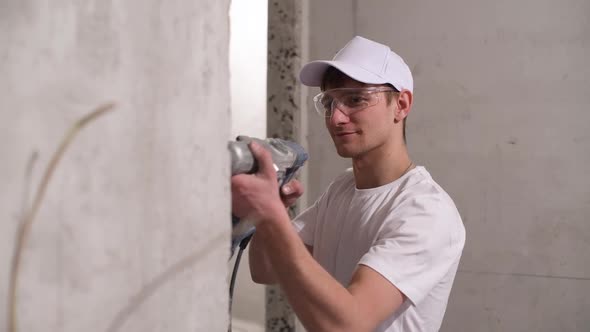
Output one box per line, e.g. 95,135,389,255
228,136,308,256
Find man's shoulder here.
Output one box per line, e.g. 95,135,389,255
400,167,455,205
395,167,463,230
397,167,465,242
309,169,355,208
326,168,355,192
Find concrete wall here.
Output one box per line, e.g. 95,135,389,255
303,0,590,331
0,1,230,331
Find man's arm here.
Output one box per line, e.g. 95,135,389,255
255,210,404,332
248,232,277,284
249,232,313,284
249,179,307,284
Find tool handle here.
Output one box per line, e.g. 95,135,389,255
228,141,257,175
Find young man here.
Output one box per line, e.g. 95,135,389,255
231,36,466,332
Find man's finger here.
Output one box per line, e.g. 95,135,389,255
281,179,304,196
281,180,304,208
282,195,299,208
249,142,277,180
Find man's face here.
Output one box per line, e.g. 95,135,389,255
323,77,398,158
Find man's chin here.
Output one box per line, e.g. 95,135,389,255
335,145,357,158
331,137,362,158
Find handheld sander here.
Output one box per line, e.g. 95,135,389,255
228,135,308,257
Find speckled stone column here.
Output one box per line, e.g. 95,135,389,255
265,0,304,331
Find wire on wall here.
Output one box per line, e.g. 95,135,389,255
7,102,116,332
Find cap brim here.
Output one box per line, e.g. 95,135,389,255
299,60,388,87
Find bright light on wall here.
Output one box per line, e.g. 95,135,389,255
228,1,268,330
230,0,268,139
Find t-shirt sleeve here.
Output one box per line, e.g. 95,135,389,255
358,194,465,305
292,171,351,248
292,199,320,246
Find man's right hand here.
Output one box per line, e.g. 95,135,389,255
280,179,304,208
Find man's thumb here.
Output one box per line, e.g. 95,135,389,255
249,142,277,179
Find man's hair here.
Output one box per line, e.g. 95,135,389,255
321,67,407,143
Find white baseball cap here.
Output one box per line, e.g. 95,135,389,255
299,36,413,93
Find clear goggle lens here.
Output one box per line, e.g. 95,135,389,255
313,87,396,118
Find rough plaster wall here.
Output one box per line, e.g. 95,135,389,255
265,1,304,331
306,0,590,331
0,1,230,331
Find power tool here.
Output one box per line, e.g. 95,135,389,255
228,135,308,257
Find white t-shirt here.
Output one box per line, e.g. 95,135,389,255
293,166,465,332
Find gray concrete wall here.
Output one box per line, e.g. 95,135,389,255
0,1,230,331
265,1,305,330
303,0,590,331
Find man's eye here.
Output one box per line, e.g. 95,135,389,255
321,97,333,109
344,94,369,106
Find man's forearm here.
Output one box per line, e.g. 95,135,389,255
248,232,277,284
256,211,371,332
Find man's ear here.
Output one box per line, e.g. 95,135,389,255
394,90,413,122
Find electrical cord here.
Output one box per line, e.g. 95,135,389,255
228,233,253,332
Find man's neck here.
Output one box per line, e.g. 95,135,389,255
351,142,412,190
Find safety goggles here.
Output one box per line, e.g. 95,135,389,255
313,87,397,118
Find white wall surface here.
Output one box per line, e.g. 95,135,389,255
230,0,268,140
304,0,590,331
0,1,230,331
229,0,267,329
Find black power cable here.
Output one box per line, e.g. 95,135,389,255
228,234,253,332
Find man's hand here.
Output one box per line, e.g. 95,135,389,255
231,142,288,224
280,179,304,208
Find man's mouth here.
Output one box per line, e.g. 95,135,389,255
335,131,357,137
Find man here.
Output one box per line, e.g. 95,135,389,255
231,36,466,332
